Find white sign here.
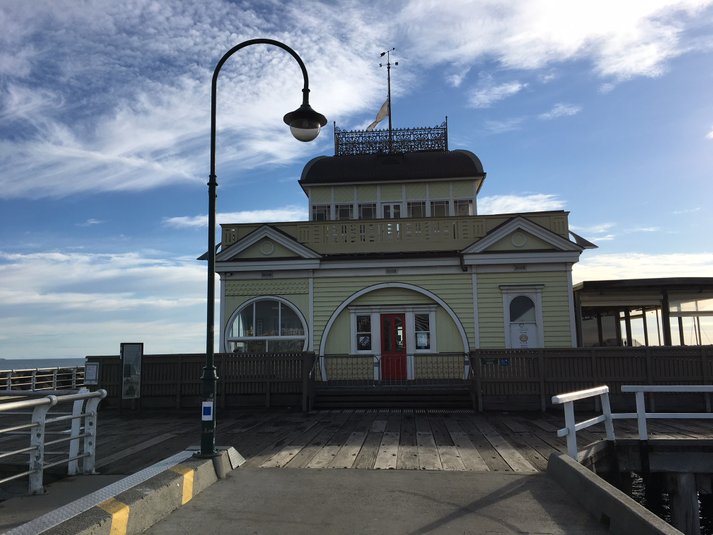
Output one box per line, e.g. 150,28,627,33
201,401,214,421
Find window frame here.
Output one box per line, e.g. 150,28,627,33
224,297,308,353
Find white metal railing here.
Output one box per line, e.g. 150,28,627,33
1,367,85,391
0,388,107,494
552,385,713,459
620,385,713,441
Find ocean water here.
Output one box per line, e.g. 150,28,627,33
0,357,85,370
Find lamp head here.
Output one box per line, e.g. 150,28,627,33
283,103,327,142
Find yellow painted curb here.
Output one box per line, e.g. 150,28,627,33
98,497,130,535
170,465,195,505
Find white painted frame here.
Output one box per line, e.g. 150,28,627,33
500,285,545,349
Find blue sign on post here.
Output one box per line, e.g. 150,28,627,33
499,358,511,367
201,401,213,421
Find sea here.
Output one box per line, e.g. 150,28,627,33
0,357,85,370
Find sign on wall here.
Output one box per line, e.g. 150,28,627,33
120,342,143,400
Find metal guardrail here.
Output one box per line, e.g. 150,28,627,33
0,388,106,494
552,384,713,458
1,367,85,391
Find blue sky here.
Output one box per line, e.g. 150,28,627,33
1,0,712,359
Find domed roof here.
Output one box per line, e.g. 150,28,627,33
299,149,485,186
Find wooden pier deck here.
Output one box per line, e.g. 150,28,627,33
89,409,713,477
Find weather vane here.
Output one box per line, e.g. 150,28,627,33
367,48,398,144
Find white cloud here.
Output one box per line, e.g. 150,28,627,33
479,194,566,214
400,0,713,81
707,126,713,139
0,249,207,358
163,206,308,229
469,80,526,108
538,103,582,120
573,252,713,283
483,118,525,134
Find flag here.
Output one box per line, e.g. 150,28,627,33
366,99,389,131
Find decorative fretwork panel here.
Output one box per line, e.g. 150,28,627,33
334,123,448,156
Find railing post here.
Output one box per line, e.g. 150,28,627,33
563,401,578,458
538,349,546,412
601,391,616,441
67,393,86,475
31,370,37,391
82,391,106,474
29,396,57,494
52,368,59,389
634,390,649,440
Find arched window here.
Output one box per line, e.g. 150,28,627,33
510,296,536,323
225,298,307,353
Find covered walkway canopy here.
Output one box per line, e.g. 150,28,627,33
574,277,713,347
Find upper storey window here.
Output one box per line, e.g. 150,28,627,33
430,201,449,217
359,203,376,219
312,205,330,221
336,204,354,220
407,201,426,218
454,199,473,216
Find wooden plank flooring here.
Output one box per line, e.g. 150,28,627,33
2,409,712,483
90,410,713,475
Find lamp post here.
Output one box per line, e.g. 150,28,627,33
200,39,327,458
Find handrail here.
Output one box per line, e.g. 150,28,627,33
1,366,85,391
552,386,616,459
552,384,713,459
0,388,106,494
621,385,713,441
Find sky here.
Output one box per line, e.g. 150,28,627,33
1,0,712,359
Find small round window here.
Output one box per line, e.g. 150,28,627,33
225,298,307,353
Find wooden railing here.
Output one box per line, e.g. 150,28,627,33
87,352,315,410
221,212,570,253
471,346,713,411
86,346,713,411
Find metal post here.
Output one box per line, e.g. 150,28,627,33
82,393,105,474
200,39,324,458
29,397,56,494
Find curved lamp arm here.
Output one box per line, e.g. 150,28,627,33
210,38,327,179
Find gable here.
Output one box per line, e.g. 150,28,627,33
236,238,302,260
484,230,557,252
463,216,581,255
216,225,321,263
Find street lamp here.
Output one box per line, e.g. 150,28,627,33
200,38,327,458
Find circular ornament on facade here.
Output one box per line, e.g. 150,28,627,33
511,231,528,248
259,240,275,256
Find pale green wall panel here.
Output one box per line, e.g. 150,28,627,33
334,186,354,202
357,185,378,201
405,183,427,200
429,182,449,198
476,271,573,348
310,187,331,203
452,181,474,198
380,184,402,200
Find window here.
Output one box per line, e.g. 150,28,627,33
382,203,401,219
356,315,372,351
415,313,431,350
407,201,426,218
510,296,536,323
430,200,449,217
225,299,306,353
336,204,353,220
454,199,473,216
359,203,376,220
312,205,330,221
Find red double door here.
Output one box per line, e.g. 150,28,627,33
381,314,407,380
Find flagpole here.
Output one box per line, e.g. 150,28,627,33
379,48,397,153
